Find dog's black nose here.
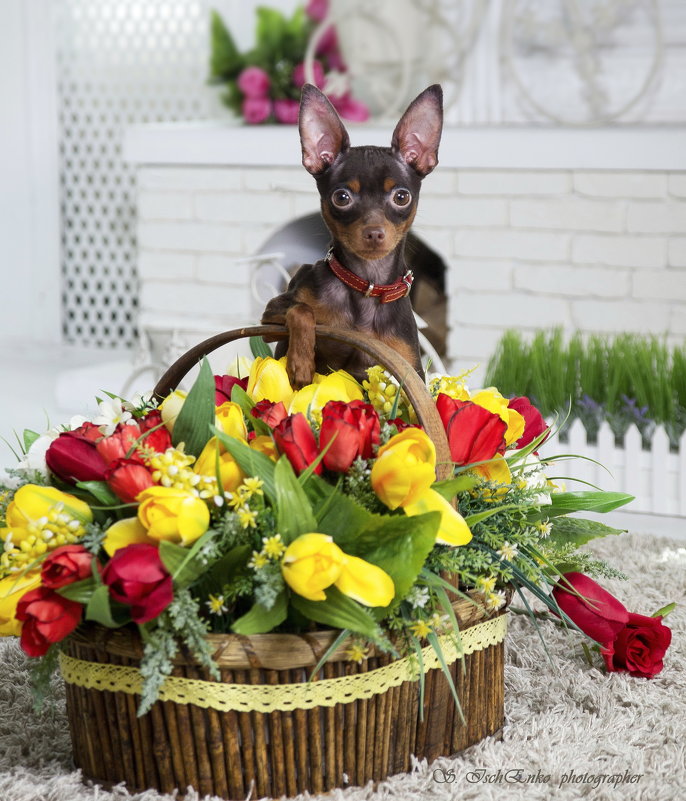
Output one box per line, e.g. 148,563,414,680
363,226,386,243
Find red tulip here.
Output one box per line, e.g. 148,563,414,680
16,586,82,657
273,413,321,475
46,430,109,483
138,410,172,453
319,400,380,472
215,375,249,405
552,572,629,645
435,394,507,466
101,543,173,624
507,396,549,450
105,458,155,503
251,400,288,429
96,423,145,464
602,612,672,679
41,545,95,589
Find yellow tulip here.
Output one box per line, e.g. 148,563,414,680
5,484,92,528
471,388,525,447
247,357,294,406
281,533,395,607
214,401,248,441
159,390,187,433
250,435,279,461
195,437,244,493
472,454,513,500
288,370,363,419
404,489,472,546
102,517,157,556
371,428,436,510
0,571,42,636
137,486,210,546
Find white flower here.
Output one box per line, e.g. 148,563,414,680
92,397,132,435
16,431,59,476
497,541,519,561
485,590,508,611
519,454,552,506
405,585,430,609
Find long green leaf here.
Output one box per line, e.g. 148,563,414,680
159,539,207,587
546,490,634,516
249,336,273,358
85,585,128,628
274,456,318,543
547,516,625,550
75,480,120,507
291,586,382,640
212,426,277,501
431,474,479,501
56,576,97,604
230,384,271,437
172,357,215,458
232,591,287,635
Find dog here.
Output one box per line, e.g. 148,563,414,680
261,83,443,388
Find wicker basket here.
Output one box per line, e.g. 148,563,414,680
61,325,509,800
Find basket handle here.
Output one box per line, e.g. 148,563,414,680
153,324,453,480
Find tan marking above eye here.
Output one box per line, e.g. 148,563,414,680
384,177,396,193
347,178,361,193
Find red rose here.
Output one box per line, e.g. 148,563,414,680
435,394,507,466
319,400,380,472
251,400,288,429
105,458,155,503
273,413,322,476
552,572,629,645
16,586,82,657
42,544,95,589
215,375,249,405
507,396,549,450
46,430,109,483
602,612,672,679
101,543,173,624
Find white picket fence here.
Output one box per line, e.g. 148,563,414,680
543,419,686,517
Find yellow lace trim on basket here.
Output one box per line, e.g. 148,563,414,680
59,613,507,713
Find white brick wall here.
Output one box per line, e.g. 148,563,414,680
134,164,686,380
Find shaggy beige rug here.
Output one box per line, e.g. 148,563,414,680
1,530,684,801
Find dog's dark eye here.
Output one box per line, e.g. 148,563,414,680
332,189,353,208
392,188,412,207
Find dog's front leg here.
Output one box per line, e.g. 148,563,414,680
285,303,316,389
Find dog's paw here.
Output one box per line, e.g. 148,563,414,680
287,356,315,390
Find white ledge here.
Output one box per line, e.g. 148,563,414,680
123,120,686,171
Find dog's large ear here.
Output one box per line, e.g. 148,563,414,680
391,85,443,178
299,84,350,175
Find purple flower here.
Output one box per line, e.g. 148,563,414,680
305,0,329,22
331,93,369,122
237,66,271,99
242,97,272,124
274,99,300,125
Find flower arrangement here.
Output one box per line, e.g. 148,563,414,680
209,1,369,125
0,342,673,715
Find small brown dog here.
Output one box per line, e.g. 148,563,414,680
261,83,443,388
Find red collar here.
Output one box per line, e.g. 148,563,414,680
326,250,414,303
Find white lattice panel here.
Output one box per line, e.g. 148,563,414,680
55,0,213,347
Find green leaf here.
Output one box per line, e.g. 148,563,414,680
209,10,243,80
56,576,97,604
158,540,206,587
75,480,121,507
232,591,287,635
546,491,634,518
432,474,479,501
274,456,318,544
249,336,273,359
230,384,271,437
652,602,676,619
464,504,523,528
547,516,624,550
291,586,382,640
23,429,40,452
346,512,440,605
307,475,375,540
85,585,128,628
194,545,251,600
172,357,215,458
212,426,277,501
